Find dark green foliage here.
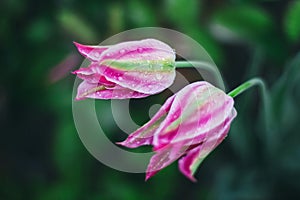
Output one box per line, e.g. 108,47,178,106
1,0,300,199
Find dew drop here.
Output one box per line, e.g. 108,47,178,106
155,74,163,80
137,47,143,53
94,52,100,57
119,49,126,54
106,53,111,56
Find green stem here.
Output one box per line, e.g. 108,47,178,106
227,78,265,98
175,61,225,91
228,78,272,151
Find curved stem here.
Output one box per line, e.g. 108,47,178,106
229,78,272,152
228,78,265,98
175,61,225,91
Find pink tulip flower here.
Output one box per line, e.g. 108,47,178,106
117,81,237,181
73,39,176,100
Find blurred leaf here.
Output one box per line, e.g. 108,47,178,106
108,3,125,34
164,0,201,27
58,10,98,42
26,18,53,43
38,182,80,200
103,174,142,200
271,52,300,121
186,27,224,64
211,5,273,42
127,0,157,26
211,4,288,65
284,1,300,42
53,119,84,176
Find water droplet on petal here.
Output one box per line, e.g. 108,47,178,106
94,52,100,57
156,74,163,80
120,49,126,54
137,48,143,53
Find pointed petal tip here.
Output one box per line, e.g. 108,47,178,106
115,140,148,148
75,96,86,101
185,174,197,182
145,171,156,181
115,141,126,146
145,175,150,182
73,41,81,47
73,41,81,49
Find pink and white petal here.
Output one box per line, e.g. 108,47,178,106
73,68,115,87
93,63,175,95
116,70,176,95
178,108,237,181
104,66,175,96
172,109,236,150
154,109,236,152
169,97,234,145
152,82,208,148
96,39,176,95
145,144,185,181
88,86,149,99
153,82,235,149
73,42,110,62
75,81,148,100
73,67,94,76
117,95,175,148
99,39,175,62
75,81,104,100
178,145,204,182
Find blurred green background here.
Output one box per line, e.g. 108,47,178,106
1,0,300,199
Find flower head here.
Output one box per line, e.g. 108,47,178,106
73,39,176,100
117,81,237,181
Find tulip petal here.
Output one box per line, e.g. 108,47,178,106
153,82,235,149
99,39,175,63
145,144,186,181
96,39,176,95
117,95,175,148
73,42,110,62
73,39,176,99
178,108,237,181
95,64,176,95
152,82,209,148
73,68,115,86
76,81,148,100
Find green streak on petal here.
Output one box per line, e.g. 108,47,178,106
78,85,106,99
101,59,175,71
191,154,208,175
138,115,166,138
163,88,218,135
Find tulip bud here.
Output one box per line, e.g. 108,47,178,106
118,81,237,181
73,39,176,100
